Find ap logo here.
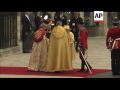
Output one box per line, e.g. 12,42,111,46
94,11,103,22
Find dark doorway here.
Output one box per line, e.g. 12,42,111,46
0,12,17,49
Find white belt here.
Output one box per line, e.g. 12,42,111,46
111,38,120,50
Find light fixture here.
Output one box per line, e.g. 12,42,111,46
69,20,70,22
40,16,42,17
69,12,70,13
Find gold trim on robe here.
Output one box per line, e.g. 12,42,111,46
28,36,49,71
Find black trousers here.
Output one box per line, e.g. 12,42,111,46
72,32,78,52
22,32,33,52
79,48,91,70
111,49,120,73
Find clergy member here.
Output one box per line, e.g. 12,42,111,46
45,21,73,72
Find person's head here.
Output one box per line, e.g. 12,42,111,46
56,21,62,26
74,12,79,17
77,21,84,29
25,12,30,16
40,23,47,30
112,17,119,27
36,12,40,16
63,25,70,31
60,12,65,15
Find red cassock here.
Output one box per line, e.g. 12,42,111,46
34,28,46,43
106,28,120,49
79,28,88,49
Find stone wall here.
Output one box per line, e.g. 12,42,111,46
85,26,99,37
0,12,21,57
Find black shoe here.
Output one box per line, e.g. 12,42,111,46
23,51,27,53
85,67,92,73
85,69,89,73
54,71,62,73
77,69,85,72
113,72,120,75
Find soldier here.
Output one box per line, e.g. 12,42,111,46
69,12,83,52
77,20,92,72
106,20,120,75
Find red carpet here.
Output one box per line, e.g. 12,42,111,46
0,67,111,77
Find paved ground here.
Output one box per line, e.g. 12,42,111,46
1,36,118,78
86,71,120,78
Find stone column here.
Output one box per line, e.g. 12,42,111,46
104,12,108,36
89,12,94,25
17,12,21,45
98,12,108,36
79,12,84,21
50,12,55,21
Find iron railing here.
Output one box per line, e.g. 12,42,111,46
0,12,17,49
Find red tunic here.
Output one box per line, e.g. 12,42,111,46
79,28,88,49
106,28,120,49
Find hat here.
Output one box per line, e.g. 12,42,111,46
112,17,119,24
63,25,70,30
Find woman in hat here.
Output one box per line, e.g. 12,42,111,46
63,25,76,61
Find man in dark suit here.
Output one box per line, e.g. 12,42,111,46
59,12,67,26
29,12,35,51
34,12,42,32
21,12,31,53
54,12,67,26
54,12,60,26
69,12,83,52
